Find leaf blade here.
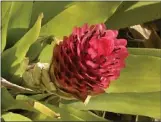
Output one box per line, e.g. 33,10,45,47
1,13,43,83
106,1,161,29
107,54,161,93
40,1,121,38
1,1,13,52
61,92,161,119
128,48,161,58
7,2,33,47
2,112,32,121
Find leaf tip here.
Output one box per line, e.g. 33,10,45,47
39,12,44,20
83,95,91,106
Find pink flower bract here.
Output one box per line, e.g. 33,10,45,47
50,23,128,101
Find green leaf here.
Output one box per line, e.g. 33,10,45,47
60,105,109,121
9,2,33,28
16,95,106,121
107,54,161,93
44,103,108,121
2,112,32,121
106,1,161,29
38,37,61,63
30,112,59,121
16,95,61,120
1,13,43,84
128,48,161,58
30,1,72,27
40,1,121,38
1,88,37,112
26,36,54,62
1,1,13,52
29,93,52,101
1,2,12,19
38,44,53,63
7,2,33,48
61,92,161,119
10,58,29,82
15,94,60,121
1,87,16,111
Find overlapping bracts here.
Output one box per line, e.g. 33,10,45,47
50,23,128,101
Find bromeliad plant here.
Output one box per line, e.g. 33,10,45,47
1,1,161,122
23,23,128,103
49,24,128,101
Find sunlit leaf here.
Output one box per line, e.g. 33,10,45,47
1,88,36,112
61,91,161,119
7,2,33,47
38,44,53,63
1,1,13,52
2,112,32,121
107,53,161,93
9,2,33,28
106,1,161,29
40,1,121,38
30,1,72,27
1,13,43,84
128,48,161,58
29,93,52,101
45,102,108,121
60,105,109,121
38,37,61,63
26,36,54,62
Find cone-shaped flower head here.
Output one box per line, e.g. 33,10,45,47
50,23,128,101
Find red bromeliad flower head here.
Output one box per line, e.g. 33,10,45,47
50,23,128,101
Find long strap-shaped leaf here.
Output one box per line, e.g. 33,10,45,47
106,1,161,29
107,52,161,93
1,13,43,84
61,91,161,119
2,112,32,121
7,2,34,47
128,48,161,58
1,2,13,52
40,1,122,38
